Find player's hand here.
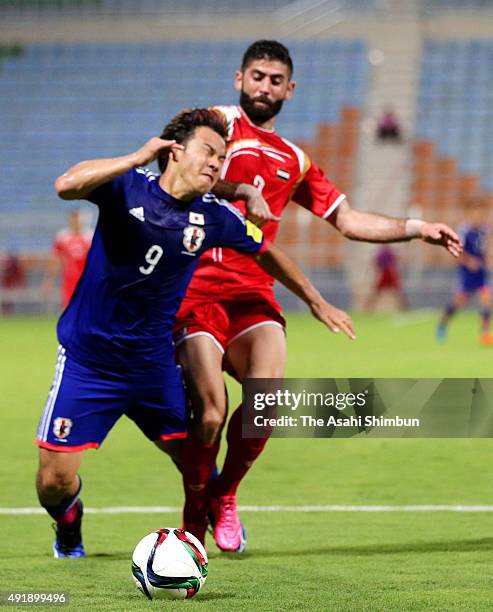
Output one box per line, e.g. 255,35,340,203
240,185,281,227
133,138,184,167
246,194,281,227
420,223,463,258
310,300,356,340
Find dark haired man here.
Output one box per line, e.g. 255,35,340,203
174,41,462,552
35,108,353,558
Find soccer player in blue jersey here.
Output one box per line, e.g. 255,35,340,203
437,198,492,345
34,108,354,558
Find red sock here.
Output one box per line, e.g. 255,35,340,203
211,405,270,497
182,435,220,526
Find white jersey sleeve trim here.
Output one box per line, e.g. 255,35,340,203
203,191,246,224
322,193,347,219
216,198,247,224
213,105,241,141
280,137,306,173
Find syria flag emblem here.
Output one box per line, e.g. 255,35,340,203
183,225,206,253
53,417,73,439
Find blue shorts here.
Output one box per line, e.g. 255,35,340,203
36,346,188,452
458,267,489,294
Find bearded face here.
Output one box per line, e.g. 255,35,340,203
239,90,284,124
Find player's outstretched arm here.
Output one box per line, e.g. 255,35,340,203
54,138,183,200
330,201,462,258
256,242,355,340
213,181,280,227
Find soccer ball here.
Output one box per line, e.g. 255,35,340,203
131,528,208,600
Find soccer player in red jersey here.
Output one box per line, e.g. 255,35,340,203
173,41,462,551
43,209,92,308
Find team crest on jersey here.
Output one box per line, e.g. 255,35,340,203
53,417,72,440
183,225,206,254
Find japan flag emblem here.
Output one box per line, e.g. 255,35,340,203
189,211,205,225
53,417,73,439
183,225,206,253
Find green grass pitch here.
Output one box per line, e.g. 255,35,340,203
1,311,493,611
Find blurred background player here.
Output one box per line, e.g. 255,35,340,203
0,248,26,315
174,39,462,553
437,198,492,345
42,209,92,309
364,245,408,311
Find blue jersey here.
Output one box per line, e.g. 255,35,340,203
57,168,265,368
459,224,488,266
457,223,489,292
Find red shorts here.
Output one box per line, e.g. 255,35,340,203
173,289,286,354
377,269,400,290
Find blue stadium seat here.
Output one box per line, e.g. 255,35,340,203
0,39,368,250
416,39,493,192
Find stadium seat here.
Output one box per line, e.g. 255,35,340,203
414,38,493,267
0,39,368,256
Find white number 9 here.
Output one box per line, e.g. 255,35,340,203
139,244,163,275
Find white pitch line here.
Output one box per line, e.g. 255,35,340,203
3,505,493,515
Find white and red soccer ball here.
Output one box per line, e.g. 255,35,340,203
131,528,208,600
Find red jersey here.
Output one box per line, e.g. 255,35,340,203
186,105,346,296
53,228,92,307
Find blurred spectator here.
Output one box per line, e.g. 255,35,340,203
42,209,92,309
376,107,402,142
1,251,26,315
364,245,408,311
